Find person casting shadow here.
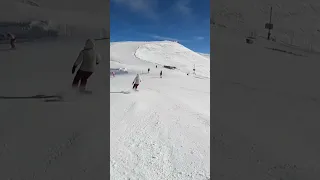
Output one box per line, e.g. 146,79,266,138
71,39,101,92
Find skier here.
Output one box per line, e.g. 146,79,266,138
156,65,157,68
111,72,115,77
71,39,101,93
160,70,162,78
148,68,150,73
7,33,16,49
193,64,196,74
132,74,141,90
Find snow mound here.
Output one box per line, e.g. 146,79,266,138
135,41,210,77
111,41,210,78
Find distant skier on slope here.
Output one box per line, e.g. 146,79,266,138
148,68,150,73
71,39,101,93
132,74,141,90
7,33,16,49
160,70,162,78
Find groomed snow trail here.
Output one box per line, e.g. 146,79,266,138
212,27,320,179
0,39,110,180
110,41,210,179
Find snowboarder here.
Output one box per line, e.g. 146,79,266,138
160,70,162,78
71,39,101,93
7,33,16,49
132,74,141,90
148,68,150,73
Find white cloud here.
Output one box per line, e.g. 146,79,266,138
150,34,206,42
150,34,196,43
194,36,204,40
151,35,180,41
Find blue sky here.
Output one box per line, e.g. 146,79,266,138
110,0,210,53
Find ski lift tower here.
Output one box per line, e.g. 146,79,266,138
265,6,274,40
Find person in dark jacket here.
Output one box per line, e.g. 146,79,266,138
160,70,162,78
71,39,101,92
7,33,16,49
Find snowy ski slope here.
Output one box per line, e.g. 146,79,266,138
110,41,210,179
0,39,209,179
212,3,320,177
0,38,110,180
111,41,210,78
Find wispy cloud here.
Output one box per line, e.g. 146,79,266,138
173,0,192,16
151,35,180,41
111,0,158,19
194,36,204,40
150,34,199,43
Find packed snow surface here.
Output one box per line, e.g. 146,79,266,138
212,25,320,179
0,39,110,180
110,41,210,179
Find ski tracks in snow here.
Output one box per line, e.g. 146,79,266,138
110,89,210,180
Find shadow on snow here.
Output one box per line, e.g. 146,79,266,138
0,95,63,102
110,91,131,94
